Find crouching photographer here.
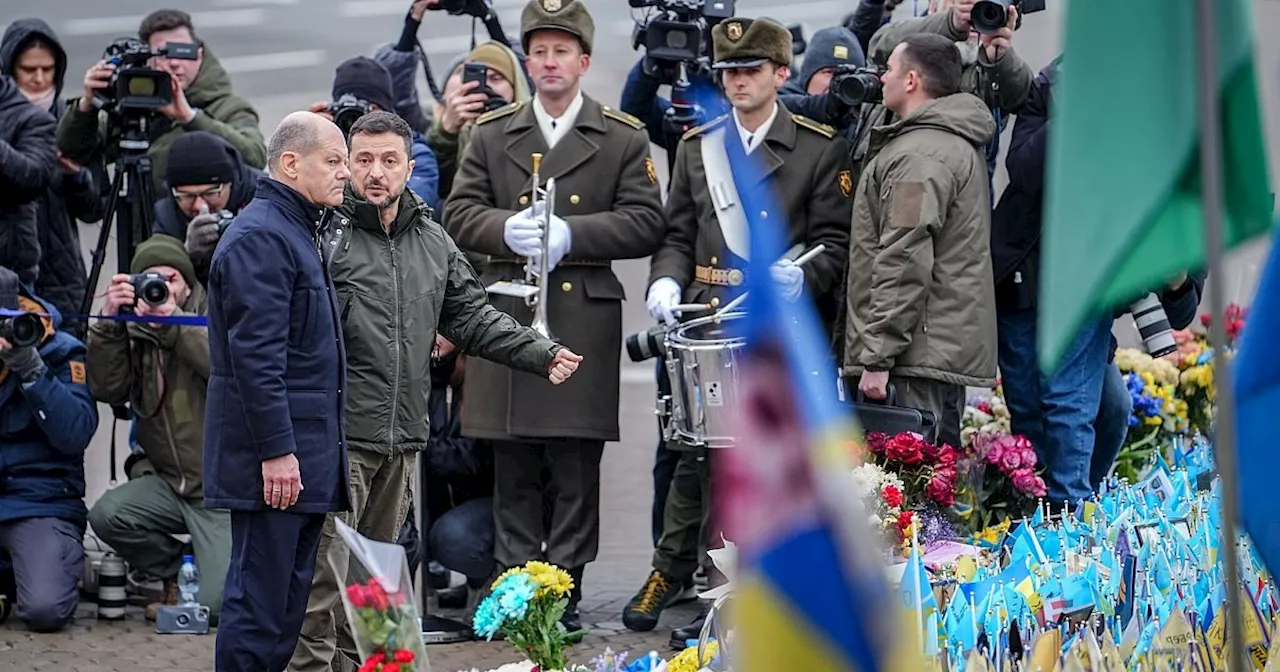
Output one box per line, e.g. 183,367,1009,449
310,56,441,213
85,235,228,625
777,25,867,140
0,265,99,633
153,131,261,285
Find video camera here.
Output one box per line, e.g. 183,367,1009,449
830,64,884,107
93,37,199,113
0,313,44,349
972,0,1046,34
630,0,733,81
328,94,372,137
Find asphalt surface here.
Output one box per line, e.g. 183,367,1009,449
1,0,1279,668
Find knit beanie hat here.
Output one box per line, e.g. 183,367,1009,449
131,235,198,290
466,42,519,91
799,27,865,88
332,56,396,113
166,131,237,187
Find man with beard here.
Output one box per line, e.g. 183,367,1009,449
291,111,580,671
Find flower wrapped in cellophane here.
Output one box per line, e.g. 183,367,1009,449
473,561,580,670
331,519,429,672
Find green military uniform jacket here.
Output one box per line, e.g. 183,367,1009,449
443,94,666,442
85,285,211,499
842,93,999,388
333,187,559,456
648,103,852,324
57,50,266,202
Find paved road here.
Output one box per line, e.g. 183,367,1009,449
1,0,1279,669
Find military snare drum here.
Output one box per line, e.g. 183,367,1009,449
658,311,747,448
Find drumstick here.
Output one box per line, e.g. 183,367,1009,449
713,243,827,317
672,303,713,314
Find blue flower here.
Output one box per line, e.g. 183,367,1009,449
473,594,503,640
493,573,536,621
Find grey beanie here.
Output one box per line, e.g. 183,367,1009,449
799,27,865,88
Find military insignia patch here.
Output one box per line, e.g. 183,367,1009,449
69,361,86,385
834,45,849,59
645,157,657,184
726,21,743,42
542,0,562,11
838,170,853,198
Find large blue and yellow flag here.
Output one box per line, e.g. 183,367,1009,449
712,121,903,671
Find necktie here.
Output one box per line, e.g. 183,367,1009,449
551,119,558,130
746,134,754,147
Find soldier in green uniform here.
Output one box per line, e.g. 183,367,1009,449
443,0,666,631
625,17,852,639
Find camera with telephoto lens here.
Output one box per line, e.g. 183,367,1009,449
427,0,491,18
0,313,44,349
830,64,884,107
630,0,734,135
971,0,1047,34
93,38,199,113
328,94,371,138
626,323,669,363
125,271,170,316
155,604,210,635
1129,292,1177,358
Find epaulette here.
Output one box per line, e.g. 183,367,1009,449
681,114,730,142
475,101,524,126
601,106,644,130
792,114,836,139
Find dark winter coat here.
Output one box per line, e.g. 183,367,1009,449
203,178,350,514
0,75,56,288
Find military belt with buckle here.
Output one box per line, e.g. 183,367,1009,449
487,256,611,268
695,265,745,287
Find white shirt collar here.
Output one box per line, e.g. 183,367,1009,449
733,102,779,155
533,91,584,150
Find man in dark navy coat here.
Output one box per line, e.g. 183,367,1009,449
204,111,352,672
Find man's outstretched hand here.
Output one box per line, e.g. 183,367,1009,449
549,348,583,385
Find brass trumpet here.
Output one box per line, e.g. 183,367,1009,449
525,153,556,340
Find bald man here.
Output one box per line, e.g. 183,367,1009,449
203,112,353,672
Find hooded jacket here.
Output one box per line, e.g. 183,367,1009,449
86,283,210,500
0,19,104,339
0,75,56,289
56,49,267,206
152,139,264,285
842,93,999,387
0,272,100,529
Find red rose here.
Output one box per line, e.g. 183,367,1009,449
897,510,914,531
383,664,400,672
357,661,378,672
936,445,958,466
346,585,368,609
368,585,390,612
394,650,415,663
933,466,957,484
925,475,956,507
1200,313,1212,327
882,484,904,508
369,652,386,664
866,432,889,455
976,401,992,415
884,433,924,464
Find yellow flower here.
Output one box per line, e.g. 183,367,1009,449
523,561,574,598
490,567,524,591
668,640,720,672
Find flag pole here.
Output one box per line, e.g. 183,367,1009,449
1192,0,1247,668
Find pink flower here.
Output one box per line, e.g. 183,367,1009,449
937,445,958,466
1020,447,1038,469
866,432,889,455
925,474,956,507
933,466,957,484
984,442,1005,465
1000,448,1023,473
1012,468,1047,497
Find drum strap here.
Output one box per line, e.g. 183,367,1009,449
701,128,750,260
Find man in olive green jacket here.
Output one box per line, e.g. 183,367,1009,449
84,235,230,624
291,111,581,672
842,34,998,450
56,10,266,213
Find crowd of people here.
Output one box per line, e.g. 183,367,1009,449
0,0,1206,670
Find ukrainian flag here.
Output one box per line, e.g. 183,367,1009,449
712,119,905,671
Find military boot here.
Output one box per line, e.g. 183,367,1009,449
622,570,682,632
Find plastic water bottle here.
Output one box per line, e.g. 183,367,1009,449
178,555,200,606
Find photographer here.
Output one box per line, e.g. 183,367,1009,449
620,56,726,171
776,26,865,135
152,132,262,285
310,56,441,213
0,67,55,289
57,9,267,200
0,19,103,340
85,235,228,625
0,265,99,633
864,0,1032,180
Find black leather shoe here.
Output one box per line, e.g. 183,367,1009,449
427,561,451,590
560,603,586,640
668,603,710,650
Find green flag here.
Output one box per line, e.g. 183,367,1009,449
1038,0,1273,373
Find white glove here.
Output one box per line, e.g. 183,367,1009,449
646,277,682,326
503,212,542,257
770,259,805,302
529,215,572,275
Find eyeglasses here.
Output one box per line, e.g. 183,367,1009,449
172,185,223,205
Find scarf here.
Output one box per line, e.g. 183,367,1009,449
21,87,56,113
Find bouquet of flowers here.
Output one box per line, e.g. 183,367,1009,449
1165,302,1247,437
332,519,428,672
864,431,960,510
850,462,913,548
952,430,1047,534
961,386,1011,448
473,561,580,671
1114,347,1189,481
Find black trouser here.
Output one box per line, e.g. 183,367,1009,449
652,356,680,546
652,448,715,581
492,438,604,596
216,510,325,672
